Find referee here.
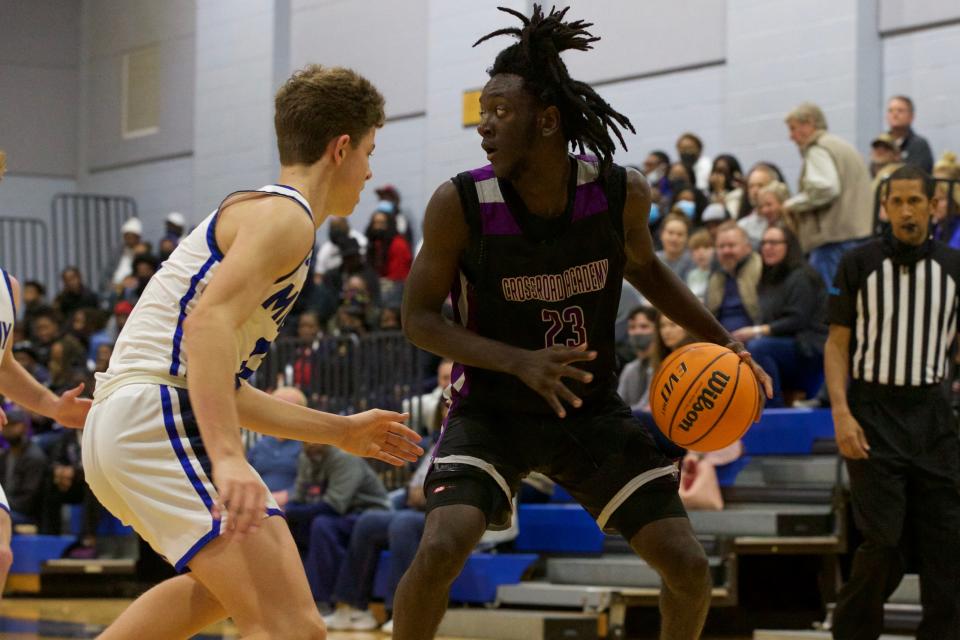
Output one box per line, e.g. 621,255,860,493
825,164,960,640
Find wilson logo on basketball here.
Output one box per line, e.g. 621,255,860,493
677,370,731,432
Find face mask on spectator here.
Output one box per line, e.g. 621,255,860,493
646,167,664,183
679,152,698,166
676,200,696,218
669,179,690,196
628,334,654,352
648,203,660,224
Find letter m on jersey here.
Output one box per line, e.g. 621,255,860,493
262,284,298,323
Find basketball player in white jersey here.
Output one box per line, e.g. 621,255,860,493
81,66,422,639
0,266,93,596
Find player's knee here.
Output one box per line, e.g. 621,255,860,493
660,543,710,595
268,610,326,640
415,529,474,582
0,546,11,572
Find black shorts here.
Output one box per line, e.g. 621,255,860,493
424,392,684,540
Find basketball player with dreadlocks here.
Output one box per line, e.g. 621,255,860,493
396,6,771,639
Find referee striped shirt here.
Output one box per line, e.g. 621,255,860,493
828,237,960,386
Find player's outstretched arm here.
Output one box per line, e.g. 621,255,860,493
401,182,595,418
235,383,422,466
0,276,91,427
182,197,314,534
621,168,772,399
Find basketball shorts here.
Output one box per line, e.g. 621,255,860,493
82,383,281,572
425,392,684,540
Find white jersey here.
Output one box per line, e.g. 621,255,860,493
0,268,15,356
94,185,313,400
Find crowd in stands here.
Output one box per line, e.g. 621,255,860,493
1,94,958,628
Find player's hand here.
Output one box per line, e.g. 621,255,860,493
513,343,597,418
339,410,423,466
213,456,267,535
834,410,870,459
52,383,94,429
726,341,773,412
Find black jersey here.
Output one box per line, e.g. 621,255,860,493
448,155,628,415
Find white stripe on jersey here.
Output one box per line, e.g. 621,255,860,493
94,185,313,400
0,268,16,354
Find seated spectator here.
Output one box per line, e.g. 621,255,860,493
617,307,659,411
708,154,744,217
641,150,671,205
706,222,762,333
374,184,413,246
932,152,960,248
379,307,401,332
737,163,782,245
366,211,412,307
39,429,102,558
53,267,99,322
162,211,186,247
756,181,791,231
404,359,452,434
285,441,390,608
730,223,827,406
284,310,325,389
676,132,712,191
12,342,49,386
30,309,61,366
247,387,304,509
699,203,730,242
870,134,905,226
48,335,88,393
119,253,160,305
0,406,47,525
685,228,714,301
19,281,47,331
665,162,707,224
102,217,143,293
93,343,113,374
315,217,368,276
320,239,381,322
656,213,694,280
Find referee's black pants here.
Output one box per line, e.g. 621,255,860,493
833,382,960,640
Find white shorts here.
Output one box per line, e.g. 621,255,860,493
82,383,280,571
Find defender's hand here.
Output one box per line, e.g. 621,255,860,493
52,383,93,429
340,410,423,466
213,456,267,535
834,411,870,460
513,344,597,418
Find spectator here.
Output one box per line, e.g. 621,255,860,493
120,253,160,305
374,184,413,245
869,134,905,227
783,102,873,285
656,213,694,280
247,388,304,509
617,306,659,411
699,203,730,242
642,150,672,216
379,307,401,332
30,309,60,366
285,442,390,608
656,313,695,359
404,359,452,434
730,223,827,406
676,132,712,191
0,406,47,525
737,163,782,245
48,335,87,393
11,342,49,386
931,151,960,248
885,95,933,172
666,161,709,223
708,154,744,217
366,211,412,301
39,429,102,559
315,217,368,276
756,181,791,230
686,229,714,301
320,238,381,322
163,211,186,246
706,222,762,333
18,281,47,331
53,267,99,321
103,217,143,292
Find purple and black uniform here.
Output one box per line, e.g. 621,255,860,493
425,156,684,539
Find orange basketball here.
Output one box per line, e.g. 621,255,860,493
650,342,761,452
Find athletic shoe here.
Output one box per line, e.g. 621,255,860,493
322,606,379,631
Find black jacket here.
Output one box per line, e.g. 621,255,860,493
758,267,828,356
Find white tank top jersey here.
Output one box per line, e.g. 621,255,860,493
94,185,313,401
0,268,16,355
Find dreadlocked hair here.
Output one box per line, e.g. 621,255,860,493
474,4,634,174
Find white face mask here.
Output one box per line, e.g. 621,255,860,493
646,167,664,183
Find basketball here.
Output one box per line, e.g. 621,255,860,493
650,342,762,452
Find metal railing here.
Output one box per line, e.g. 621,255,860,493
0,217,51,292
51,193,137,293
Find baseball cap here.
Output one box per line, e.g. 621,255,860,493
113,300,134,316
121,218,143,236
375,185,399,199
701,203,729,223
871,133,898,150
166,212,186,227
